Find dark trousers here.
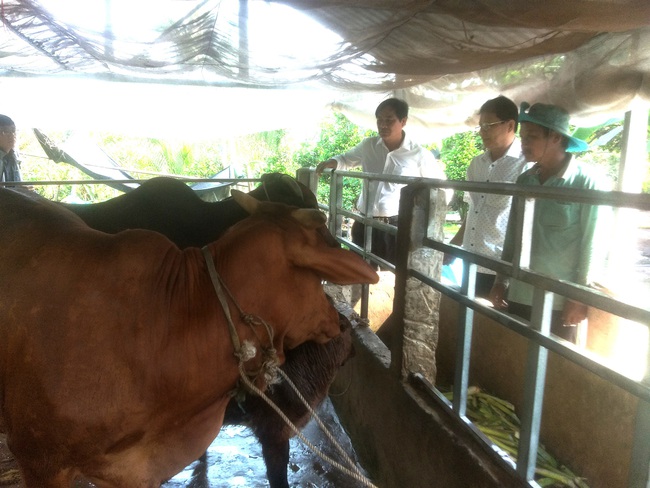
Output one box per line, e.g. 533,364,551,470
351,216,398,266
507,302,578,344
474,272,496,299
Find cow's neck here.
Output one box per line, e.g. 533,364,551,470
201,245,281,389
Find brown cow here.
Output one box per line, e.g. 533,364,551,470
0,187,378,488
55,174,353,487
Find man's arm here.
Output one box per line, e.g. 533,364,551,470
316,139,369,177
488,195,519,309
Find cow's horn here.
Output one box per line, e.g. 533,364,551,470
231,189,259,214
291,208,327,228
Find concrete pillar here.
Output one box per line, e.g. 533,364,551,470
392,185,447,383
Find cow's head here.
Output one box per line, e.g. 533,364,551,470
214,190,378,353
251,173,319,209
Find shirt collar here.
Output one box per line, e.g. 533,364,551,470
554,153,575,179
486,138,522,163
505,138,522,159
531,153,574,180
376,130,410,151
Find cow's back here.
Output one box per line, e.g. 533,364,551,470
62,174,318,249
63,177,249,248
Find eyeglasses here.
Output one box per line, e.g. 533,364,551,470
0,128,16,135
475,121,506,131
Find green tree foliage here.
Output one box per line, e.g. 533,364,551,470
440,130,482,218
244,130,292,177
20,130,227,202
293,112,374,210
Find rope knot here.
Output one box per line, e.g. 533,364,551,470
261,347,281,385
236,340,257,362
241,313,262,327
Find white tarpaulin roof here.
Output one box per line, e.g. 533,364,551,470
1,0,649,138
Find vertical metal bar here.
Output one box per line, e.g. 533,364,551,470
294,167,311,190
510,195,526,272
452,262,477,417
618,109,648,194
360,174,374,318
517,287,553,480
628,399,650,488
104,0,114,58
616,108,650,388
333,174,344,240
328,173,340,238
238,0,249,78
364,176,377,256
510,195,536,276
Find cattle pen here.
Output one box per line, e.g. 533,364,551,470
295,167,650,488
1,172,649,488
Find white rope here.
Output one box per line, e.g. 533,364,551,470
275,368,357,468
237,362,378,488
203,247,376,486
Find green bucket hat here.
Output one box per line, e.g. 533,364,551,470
518,102,588,153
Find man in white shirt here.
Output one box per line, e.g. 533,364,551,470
316,98,445,264
445,96,527,297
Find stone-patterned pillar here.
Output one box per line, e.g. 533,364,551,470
391,184,447,383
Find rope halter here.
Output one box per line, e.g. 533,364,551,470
201,246,281,387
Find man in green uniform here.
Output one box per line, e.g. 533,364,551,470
489,102,604,343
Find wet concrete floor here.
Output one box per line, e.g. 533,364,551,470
0,399,373,488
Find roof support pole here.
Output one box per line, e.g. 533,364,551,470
239,0,249,79
618,108,648,194
104,0,113,58
618,106,650,488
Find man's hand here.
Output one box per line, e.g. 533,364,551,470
562,300,588,326
488,283,508,310
316,159,337,177
443,221,465,265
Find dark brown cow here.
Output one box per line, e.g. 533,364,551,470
61,173,321,249
0,187,378,488
189,312,355,488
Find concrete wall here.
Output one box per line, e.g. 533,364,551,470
330,322,529,488
331,297,640,488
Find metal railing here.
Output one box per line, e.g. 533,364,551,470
297,167,650,488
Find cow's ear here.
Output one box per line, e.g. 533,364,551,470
292,246,379,285
231,189,259,215
280,174,303,201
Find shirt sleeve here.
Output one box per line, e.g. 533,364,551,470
419,149,446,179
333,139,368,171
495,198,518,287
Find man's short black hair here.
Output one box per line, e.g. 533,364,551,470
0,114,15,127
375,98,409,120
480,96,518,132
